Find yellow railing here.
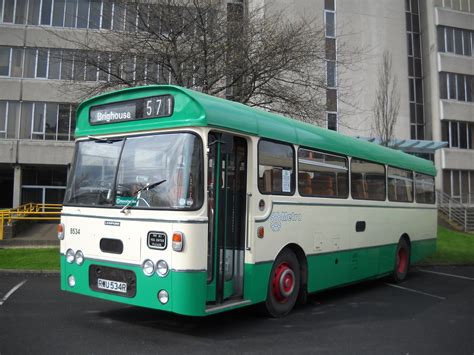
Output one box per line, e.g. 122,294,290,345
0,203,62,240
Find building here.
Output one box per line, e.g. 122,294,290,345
0,0,473,208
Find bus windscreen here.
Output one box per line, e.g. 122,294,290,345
64,132,203,210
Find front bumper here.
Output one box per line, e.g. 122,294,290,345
61,256,208,316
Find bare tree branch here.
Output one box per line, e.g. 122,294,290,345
373,50,400,146
46,0,364,126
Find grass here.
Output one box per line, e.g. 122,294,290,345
0,248,60,270
421,226,474,265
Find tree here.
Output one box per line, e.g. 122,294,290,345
50,0,356,125
372,50,400,146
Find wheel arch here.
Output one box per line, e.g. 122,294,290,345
400,233,411,249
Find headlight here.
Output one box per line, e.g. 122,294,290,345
158,290,169,304
156,260,169,277
142,259,155,276
66,249,75,264
68,275,76,287
75,250,84,266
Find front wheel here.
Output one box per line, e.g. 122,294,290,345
264,249,300,317
392,238,411,283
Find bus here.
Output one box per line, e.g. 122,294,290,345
59,85,437,317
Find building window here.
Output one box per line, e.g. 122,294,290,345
0,0,153,32
0,47,11,76
40,0,53,25
326,60,336,88
4,101,77,141
0,101,18,139
0,46,174,85
437,26,473,56
0,101,8,137
443,169,474,205
21,166,68,204
2,0,14,23
441,120,474,149
327,112,337,131
324,0,338,130
406,0,425,140
325,12,335,38
439,72,474,102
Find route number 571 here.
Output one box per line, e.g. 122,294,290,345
144,96,173,118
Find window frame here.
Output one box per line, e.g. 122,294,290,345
350,157,387,201
297,147,349,199
0,101,9,136
257,138,296,196
415,172,436,204
387,166,414,203
0,46,12,77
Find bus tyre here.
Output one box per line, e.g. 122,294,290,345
393,238,410,283
264,249,300,317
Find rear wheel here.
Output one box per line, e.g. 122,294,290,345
264,249,300,317
392,238,410,282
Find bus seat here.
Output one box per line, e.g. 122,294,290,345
313,175,335,197
299,172,312,195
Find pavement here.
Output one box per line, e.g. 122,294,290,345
0,266,473,354
0,222,59,248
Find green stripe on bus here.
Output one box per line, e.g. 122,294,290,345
61,238,435,316
243,238,436,303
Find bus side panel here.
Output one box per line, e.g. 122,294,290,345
171,271,208,316
411,238,437,264
377,243,398,275
243,262,273,304
306,251,352,293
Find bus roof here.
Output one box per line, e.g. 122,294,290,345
76,85,436,176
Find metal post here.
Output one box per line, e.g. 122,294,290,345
0,214,3,240
464,209,467,232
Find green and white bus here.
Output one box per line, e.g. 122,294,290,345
59,85,437,317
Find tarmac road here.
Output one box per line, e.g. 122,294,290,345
0,266,473,355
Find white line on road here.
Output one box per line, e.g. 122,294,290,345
0,280,28,306
384,283,446,300
417,269,474,281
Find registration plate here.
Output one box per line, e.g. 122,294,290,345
97,278,127,293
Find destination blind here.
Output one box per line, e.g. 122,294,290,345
89,94,174,124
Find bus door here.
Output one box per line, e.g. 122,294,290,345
207,132,247,304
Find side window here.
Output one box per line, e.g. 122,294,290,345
258,140,294,195
351,158,386,201
415,173,435,204
388,167,414,202
298,148,348,198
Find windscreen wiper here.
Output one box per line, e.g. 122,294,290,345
120,179,167,214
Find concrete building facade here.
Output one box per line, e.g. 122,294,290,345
0,0,473,208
